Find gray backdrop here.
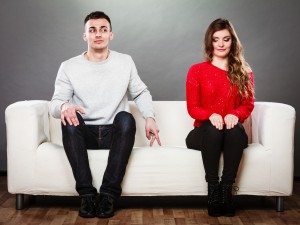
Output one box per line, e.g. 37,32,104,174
1,0,300,175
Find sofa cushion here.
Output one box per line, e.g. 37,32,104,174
30,142,270,196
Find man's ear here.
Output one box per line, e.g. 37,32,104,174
109,32,114,41
83,33,87,42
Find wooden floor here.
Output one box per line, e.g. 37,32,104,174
1,176,300,225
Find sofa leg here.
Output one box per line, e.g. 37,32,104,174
276,196,284,212
16,194,25,210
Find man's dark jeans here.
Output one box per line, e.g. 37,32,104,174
61,111,136,199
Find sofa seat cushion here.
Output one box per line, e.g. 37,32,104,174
29,142,272,196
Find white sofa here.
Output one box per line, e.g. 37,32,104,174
5,100,296,211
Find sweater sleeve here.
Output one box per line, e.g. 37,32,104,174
229,72,255,122
186,66,212,121
49,63,74,118
127,56,155,120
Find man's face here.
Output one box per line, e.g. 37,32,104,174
83,18,113,51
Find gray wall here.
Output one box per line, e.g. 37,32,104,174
1,0,300,175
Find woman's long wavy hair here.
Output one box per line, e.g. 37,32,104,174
204,18,254,98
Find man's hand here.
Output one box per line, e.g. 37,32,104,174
145,117,161,146
61,103,85,126
209,113,224,130
224,114,239,129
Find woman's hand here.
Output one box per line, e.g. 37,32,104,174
224,114,239,129
209,113,224,130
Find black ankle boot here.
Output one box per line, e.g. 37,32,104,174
79,194,96,218
96,194,115,218
207,183,222,217
220,183,236,217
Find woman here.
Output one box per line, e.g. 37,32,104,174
186,18,254,217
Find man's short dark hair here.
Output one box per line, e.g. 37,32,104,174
84,11,112,30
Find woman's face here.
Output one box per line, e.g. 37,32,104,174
212,29,232,59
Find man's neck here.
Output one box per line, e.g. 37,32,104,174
212,56,228,71
85,48,110,62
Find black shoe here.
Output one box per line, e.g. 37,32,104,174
79,194,96,218
207,183,222,217
96,194,115,218
220,183,238,217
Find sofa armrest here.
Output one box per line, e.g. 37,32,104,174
252,102,296,195
5,100,50,194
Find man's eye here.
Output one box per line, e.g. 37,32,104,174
89,29,95,33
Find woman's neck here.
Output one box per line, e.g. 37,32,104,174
211,56,228,71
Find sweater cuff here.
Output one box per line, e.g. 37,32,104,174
143,112,156,121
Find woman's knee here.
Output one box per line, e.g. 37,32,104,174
224,123,248,147
203,121,223,141
225,123,246,137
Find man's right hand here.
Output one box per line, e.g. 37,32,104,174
61,103,85,126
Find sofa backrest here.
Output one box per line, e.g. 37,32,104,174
49,101,252,147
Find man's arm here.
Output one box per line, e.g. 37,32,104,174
49,63,74,118
127,56,161,146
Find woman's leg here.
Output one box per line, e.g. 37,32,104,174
221,122,248,216
186,121,223,184
186,121,224,216
222,122,248,184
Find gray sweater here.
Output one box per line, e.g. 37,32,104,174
50,50,155,125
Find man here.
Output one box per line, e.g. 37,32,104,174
50,11,161,218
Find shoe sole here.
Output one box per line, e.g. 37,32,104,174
208,213,222,217
97,213,114,218
79,213,96,218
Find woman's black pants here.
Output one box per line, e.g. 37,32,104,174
186,121,248,184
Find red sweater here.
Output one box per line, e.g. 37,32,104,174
186,61,254,127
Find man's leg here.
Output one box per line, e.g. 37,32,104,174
62,112,98,218
97,111,136,218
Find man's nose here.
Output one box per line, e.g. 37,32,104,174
95,30,102,37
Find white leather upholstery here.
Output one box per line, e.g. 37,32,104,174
5,101,296,196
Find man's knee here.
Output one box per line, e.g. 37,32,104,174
114,111,136,133
61,112,84,135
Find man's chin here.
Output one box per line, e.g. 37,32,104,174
91,46,108,51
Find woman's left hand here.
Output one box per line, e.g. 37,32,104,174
224,114,239,129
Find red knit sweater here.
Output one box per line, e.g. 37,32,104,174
186,61,254,127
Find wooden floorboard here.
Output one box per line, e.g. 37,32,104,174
1,176,300,225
